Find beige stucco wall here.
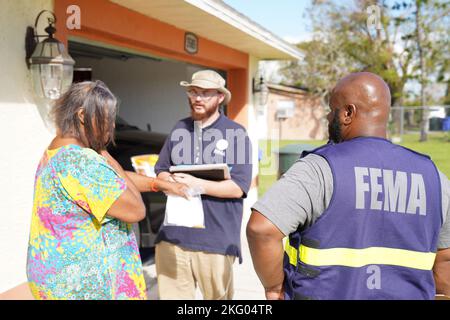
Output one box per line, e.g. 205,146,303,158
244,55,260,211
0,0,56,292
266,91,327,141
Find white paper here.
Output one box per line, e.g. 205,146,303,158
163,195,205,228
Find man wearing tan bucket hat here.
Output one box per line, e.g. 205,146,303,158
153,70,253,299
180,69,232,106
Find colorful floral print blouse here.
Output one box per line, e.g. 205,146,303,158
26,144,146,300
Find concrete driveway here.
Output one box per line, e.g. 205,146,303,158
143,207,265,300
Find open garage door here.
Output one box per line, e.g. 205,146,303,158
69,41,227,134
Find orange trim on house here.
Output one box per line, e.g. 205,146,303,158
54,0,249,127
227,68,248,127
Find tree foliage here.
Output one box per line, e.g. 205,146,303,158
281,0,449,111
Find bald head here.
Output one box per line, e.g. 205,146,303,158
327,72,391,142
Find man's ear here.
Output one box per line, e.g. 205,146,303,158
217,93,225,105
342,104,356,124
77,109,85,125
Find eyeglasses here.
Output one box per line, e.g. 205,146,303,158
186,90,220,100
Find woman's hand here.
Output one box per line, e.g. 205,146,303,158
156,179,190,199
166,182,190,199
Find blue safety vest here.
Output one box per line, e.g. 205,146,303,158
283,137,442,300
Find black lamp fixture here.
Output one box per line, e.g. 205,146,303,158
252,75,269,107
25,10,75,100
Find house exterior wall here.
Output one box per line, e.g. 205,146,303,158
266,90,327,141
244,55,260,217
0,0,56,292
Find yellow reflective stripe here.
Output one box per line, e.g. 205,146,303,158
299,245,436,270
284,240,298,266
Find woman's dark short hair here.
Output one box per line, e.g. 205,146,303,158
51,80,117,152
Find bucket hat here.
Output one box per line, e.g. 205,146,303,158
180,70,231,105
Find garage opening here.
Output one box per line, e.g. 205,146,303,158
68,40,227,263
69,41,228,133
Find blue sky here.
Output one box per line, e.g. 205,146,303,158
223,0,312,43
223,1,412,43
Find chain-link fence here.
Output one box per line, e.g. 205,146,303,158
389,105,450,142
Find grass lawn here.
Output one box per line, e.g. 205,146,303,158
258,132,450,197
398,133,450,177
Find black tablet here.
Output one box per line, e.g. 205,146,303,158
169,163,231,181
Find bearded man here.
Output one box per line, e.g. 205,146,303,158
154,70,252,300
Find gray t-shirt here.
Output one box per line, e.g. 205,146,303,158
252,153,450,249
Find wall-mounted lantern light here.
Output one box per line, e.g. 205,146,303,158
252,75,269,108
25,10,75,100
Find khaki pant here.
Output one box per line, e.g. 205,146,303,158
155,241,235,300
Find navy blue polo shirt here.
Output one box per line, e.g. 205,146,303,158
154,113,253,263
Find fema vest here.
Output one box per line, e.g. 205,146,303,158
283,137,442,300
